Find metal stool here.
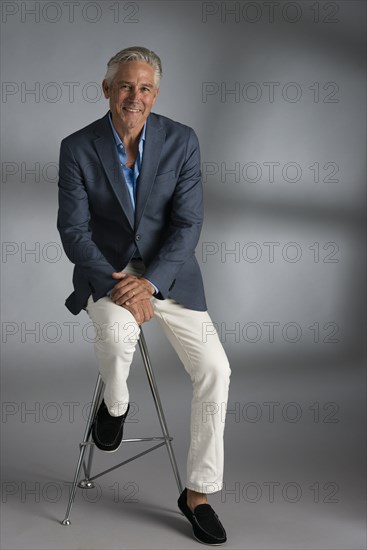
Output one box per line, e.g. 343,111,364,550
62,328,183,525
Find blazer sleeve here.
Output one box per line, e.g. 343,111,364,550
143,127,203,297
57,139,116,297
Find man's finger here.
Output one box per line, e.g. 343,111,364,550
112,278,153,303
125,288,151,305
112,279,138,291
112,287,148,305
111,280,140,299
123,303,143,325
112,271,127,279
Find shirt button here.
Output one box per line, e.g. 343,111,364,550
135,234,141,241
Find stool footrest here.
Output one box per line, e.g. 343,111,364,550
80,436,172,447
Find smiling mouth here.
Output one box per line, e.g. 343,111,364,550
123,107,141,113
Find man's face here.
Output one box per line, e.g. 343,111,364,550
102,61,159,133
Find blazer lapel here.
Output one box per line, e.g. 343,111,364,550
134,114,165,229
93,114,135,229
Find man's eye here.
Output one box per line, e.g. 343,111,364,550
120,85,130,90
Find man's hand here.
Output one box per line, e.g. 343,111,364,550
110,272,155,306
123,299,154,325
110,272,155,325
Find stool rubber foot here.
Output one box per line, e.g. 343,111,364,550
62,519,71,526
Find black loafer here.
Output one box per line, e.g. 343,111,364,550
178,488,227,545
92,399,130,452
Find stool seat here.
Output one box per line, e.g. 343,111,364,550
61,328,183,525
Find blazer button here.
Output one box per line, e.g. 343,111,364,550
135,234,141,241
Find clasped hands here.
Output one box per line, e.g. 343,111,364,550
110,272,155,325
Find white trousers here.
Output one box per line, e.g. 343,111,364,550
85,264,231,494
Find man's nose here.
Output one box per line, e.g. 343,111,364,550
128,87,139,100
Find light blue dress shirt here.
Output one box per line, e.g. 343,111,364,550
107,112,158,295
108,111,145,210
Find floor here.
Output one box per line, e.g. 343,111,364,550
1,338,365,549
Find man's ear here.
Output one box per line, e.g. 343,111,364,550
102,79,110,99
153,87,160,103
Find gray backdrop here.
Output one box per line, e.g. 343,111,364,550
1,1,365,549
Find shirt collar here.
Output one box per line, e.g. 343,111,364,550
108,111,146,149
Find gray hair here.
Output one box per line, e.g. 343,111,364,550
104,46,162,88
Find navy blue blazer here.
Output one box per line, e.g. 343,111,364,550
57,111,207,315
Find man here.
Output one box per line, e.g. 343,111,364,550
57,47,231,545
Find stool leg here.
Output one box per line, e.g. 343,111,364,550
61,374,104,525
82,443,96,484
138,329,184,494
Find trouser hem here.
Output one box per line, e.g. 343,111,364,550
185,481,223,494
